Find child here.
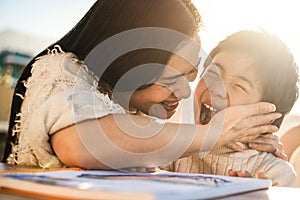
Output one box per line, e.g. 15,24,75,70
164,30,299,187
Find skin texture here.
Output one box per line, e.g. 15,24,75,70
194,51,263,125
280,126,300,160
194,51,286,157
51,51,281,169
194,51,285,178
126,54,198,119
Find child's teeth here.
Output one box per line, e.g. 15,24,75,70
203,103,217,112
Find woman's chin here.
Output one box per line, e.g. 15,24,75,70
153,110,176,119
147,105,177,119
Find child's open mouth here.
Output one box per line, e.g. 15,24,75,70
199,102,217,125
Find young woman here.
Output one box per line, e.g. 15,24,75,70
3,0,281,170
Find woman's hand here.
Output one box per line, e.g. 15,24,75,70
248,133,287,160
209,102,282,149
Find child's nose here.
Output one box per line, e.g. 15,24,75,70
209,82,228,101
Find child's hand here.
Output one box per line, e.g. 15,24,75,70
226,142,243,152
228,169,268,179
248,133,288,160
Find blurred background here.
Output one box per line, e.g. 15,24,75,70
0,0,299,134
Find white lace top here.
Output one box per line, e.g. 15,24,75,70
7,47,125,168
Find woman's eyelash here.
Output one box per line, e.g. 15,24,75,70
163,81,176,86
158,80,177,87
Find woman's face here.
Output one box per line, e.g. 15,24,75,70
129,54,199,119
194,51,263,125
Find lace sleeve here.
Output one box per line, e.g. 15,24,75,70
8,48,125,168
26,50,125,134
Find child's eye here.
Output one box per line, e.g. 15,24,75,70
201,70,219,80
207,69,218,75
235,84,247,93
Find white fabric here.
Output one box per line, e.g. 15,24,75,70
163,144,296,187
165,87,296,187
7,49,125,168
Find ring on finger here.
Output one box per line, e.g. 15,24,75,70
273,148,288,160
273,148,280,155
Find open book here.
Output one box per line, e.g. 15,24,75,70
0,168,271,200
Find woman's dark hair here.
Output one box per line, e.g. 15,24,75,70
3,0,201,162
203,30,299,127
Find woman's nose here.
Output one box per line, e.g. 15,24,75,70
173,77,191,100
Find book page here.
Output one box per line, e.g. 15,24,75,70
0,169,271,199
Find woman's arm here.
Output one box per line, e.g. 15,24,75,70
51,114,208,169
51,102,281,169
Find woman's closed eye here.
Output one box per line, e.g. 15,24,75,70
158,68,197,88
157,79,177,88
162,81,177,87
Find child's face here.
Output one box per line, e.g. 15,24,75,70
194,51,263,125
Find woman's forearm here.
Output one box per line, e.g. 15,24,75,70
51,102,281,169
51,114,208,169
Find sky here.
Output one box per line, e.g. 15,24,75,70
1,0,300,114
0,0,95,39
192,0,300,114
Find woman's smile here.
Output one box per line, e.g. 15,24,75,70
160,101,179,112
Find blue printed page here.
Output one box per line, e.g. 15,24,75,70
2,169,271,200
